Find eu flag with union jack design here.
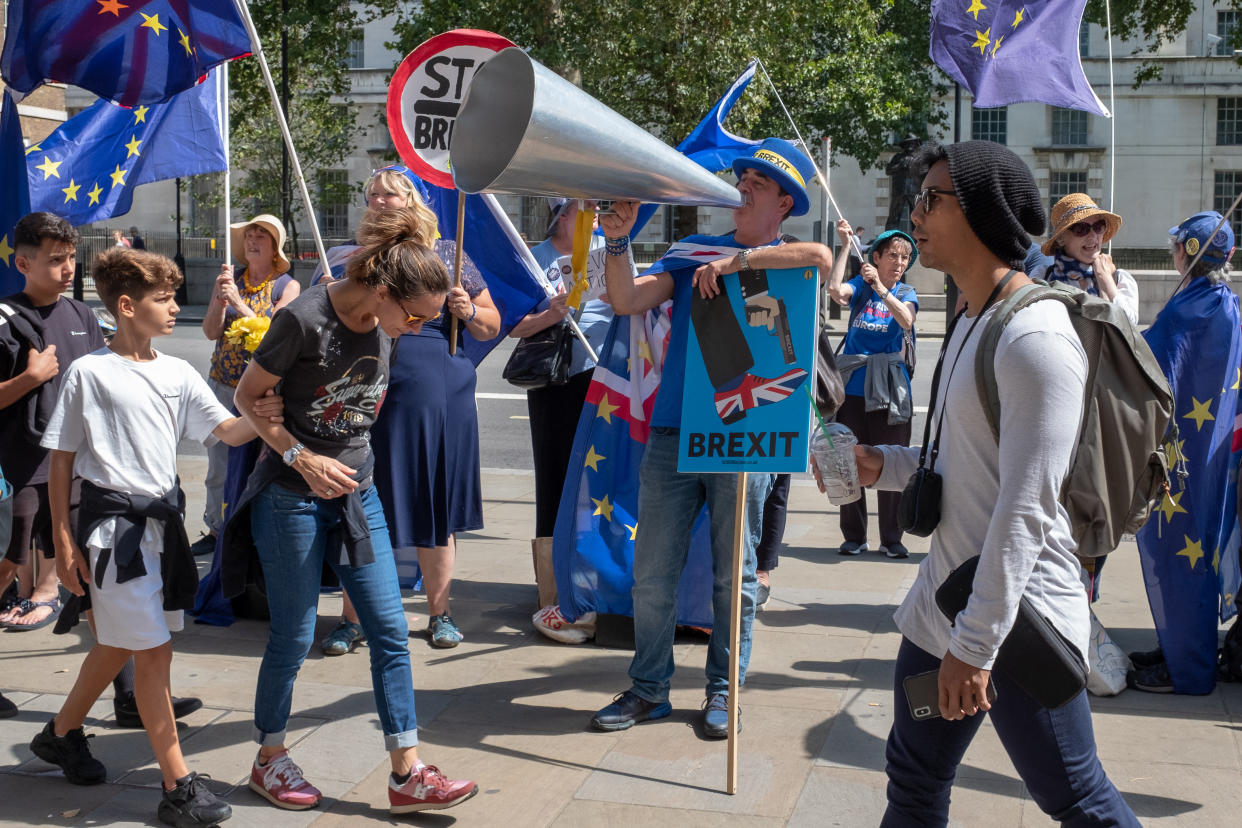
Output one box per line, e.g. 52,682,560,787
2,0,251,107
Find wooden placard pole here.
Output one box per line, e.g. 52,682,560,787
449,191,466,355
726,470,748,795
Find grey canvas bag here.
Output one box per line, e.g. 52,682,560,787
974,281,1175,558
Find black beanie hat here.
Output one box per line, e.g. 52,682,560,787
943,141,1045,269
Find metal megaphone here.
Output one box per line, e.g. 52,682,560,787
449,48,743,208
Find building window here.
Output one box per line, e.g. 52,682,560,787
1079,21,1090,57
1049,171,1088,214
345,29,365,69
971,106,1008,144
1218,11,1239,56
1215,172,1242,238
1051,107,1089,145
1219,98,1242,145
318,169,350,238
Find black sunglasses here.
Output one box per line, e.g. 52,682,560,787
914,187,958,213
1068,219,1108,237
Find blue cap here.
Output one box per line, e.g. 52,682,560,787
1169,211,1235,266
868,229,919,273
731,137,816,217
369,164,431,206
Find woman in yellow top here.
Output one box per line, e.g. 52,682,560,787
197,215,300,553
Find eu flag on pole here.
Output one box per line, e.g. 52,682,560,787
1,90,33,296
677,60,760,172
929,0,1108,115
1138,277,1242,694
2,0,250,107
421,185,547,365
26,67,227,226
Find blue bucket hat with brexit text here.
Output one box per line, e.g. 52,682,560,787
869,228,919,273
1169,211,1235,266
369,164,431,206
732,138,816,217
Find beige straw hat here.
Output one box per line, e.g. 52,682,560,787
230,214,291,275
1041,194,1122,255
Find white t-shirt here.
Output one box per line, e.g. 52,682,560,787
41,348,232,499
875,299,1090,670
40,348,233,649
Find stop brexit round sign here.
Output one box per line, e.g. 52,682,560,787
386,29,516,189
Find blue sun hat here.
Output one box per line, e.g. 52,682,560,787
1169,211,1235,266
731,138,816,217
868,229,919,273
369,164,431,205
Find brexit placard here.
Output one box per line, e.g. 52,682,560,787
679,267,818,473
387,29,515,188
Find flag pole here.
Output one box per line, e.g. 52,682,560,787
221,61,232,265
231,0,329,267
753,60,863,260
726,470,748,794
450,193,465,355
482,194,598,363
1104,0,1117,251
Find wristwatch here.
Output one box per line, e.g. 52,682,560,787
738,248,754,271
282,442,305,466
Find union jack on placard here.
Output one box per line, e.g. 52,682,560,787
713,367,808,422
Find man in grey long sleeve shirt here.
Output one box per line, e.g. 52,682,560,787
843,141,1138,827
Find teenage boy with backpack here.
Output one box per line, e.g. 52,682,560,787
844,141,1139,825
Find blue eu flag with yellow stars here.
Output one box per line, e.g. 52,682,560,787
929,0,1108,115
1138,277,1242,694
25,67,227,226
1,90,33,296
2,0,250,107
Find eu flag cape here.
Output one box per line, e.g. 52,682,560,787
2,0,250,107
1138,277,1242,694
1,91,32,296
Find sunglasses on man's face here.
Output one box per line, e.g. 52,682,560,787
913,187,958,213
1068,219,1108,237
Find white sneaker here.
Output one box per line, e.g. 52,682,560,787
533,606,596,644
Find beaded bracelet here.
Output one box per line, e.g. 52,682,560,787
606,235,630,256
466,302,478,324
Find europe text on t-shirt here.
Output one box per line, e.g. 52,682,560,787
251,285,392,473
841,277,918,397
40,349,232,498
0,293,106,489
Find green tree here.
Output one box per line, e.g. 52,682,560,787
392,0,949,172
222,0,397,247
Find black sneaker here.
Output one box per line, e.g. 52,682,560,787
1128,647,1165,669
158,772,232,828
29,720,107,785
115,695,204,729
0,692,17,719
590,690,672,731
1127,661,1174,693
189,533,218,558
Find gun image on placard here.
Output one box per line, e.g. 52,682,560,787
743,292,796,364
774,298,794,364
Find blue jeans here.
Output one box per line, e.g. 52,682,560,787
883,638,1138,827
251,483,418,750
628,429,773,701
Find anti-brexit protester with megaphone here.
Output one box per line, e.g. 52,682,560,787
592,138,834,739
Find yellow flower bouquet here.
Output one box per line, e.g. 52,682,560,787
225,315,271,352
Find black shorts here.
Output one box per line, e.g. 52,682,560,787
3,480,82,566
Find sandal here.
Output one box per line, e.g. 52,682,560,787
2,596,63,631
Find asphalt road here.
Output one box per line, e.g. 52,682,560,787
160,317,939,470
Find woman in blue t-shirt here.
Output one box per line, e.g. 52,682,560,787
826,219,919,559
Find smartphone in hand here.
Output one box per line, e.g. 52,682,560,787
903,668,997,721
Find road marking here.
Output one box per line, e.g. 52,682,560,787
510,415,529,420
478,392,526,401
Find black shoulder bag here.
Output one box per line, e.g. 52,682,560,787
502,306,582,390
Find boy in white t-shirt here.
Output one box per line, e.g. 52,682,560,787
31,249,265,828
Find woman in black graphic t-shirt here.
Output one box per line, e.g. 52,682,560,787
229,208,480,814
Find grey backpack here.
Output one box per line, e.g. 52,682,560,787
975,281,1175,558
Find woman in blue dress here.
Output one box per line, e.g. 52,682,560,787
311,166,500,651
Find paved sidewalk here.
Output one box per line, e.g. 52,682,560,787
2,460,1240,826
